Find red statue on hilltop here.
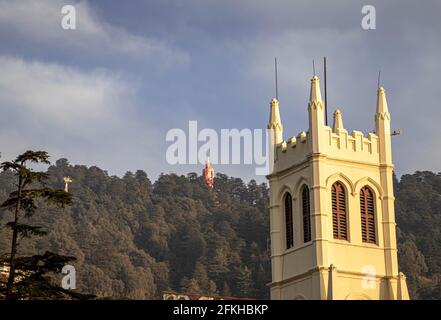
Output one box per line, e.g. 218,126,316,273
203,158,214,189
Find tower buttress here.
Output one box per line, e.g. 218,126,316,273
307,76,329,298
375,87,399,284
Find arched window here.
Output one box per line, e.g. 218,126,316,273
332,182,348,240
301,186,311,243
360,186,376,244
284,193,294,249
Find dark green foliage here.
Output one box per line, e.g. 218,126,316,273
395,171,441,299
0,251,93,300
0,160,270,299
0,151,87,300
5,223,47,238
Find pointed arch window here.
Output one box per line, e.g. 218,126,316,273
360,186,376,244
332,182,348,240
284,193,294,249
301,186,311,243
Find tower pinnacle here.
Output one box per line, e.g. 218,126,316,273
376,87,390,116
332,109,344,133
309,75,323,103
268,98,284,145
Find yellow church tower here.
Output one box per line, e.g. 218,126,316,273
266,75,409,300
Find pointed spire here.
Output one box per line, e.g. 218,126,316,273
376,87,389,115
332,109,344,133
309,75,323,103
268,98,283,144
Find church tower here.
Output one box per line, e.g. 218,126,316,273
266,75,409,300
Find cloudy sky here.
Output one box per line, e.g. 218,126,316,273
0,0,440,182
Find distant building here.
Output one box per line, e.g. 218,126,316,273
203,158,214,189
266,75,409,300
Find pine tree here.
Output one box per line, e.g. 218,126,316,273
0,151,89,300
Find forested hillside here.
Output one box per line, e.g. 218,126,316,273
0,159,270,299
0,159,440,299
395,171,441,299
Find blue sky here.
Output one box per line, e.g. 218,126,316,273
0,0,440,182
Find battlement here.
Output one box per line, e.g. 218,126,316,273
273,125,380,174
280,130,308,152
274,130,311,173
323,126,379,163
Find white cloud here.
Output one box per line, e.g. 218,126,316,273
0,56,130,134
0,0,188,67
0,55,163,176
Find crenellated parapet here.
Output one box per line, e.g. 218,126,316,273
324,126,379,163
273,130,311,173
280,131,308,152
272,125,380,174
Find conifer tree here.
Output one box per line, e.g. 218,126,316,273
0,150,88,300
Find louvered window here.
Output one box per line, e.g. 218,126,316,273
284,193,294,249
360,186,376,244
332,182,348,240
302,186,311,243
